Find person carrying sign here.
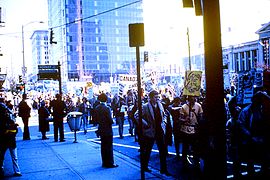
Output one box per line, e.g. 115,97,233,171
179,96,203,169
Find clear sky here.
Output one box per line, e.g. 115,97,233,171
0,0,48,77
1,0,270,78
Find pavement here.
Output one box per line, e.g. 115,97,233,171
3,113,269,180
2,114,175,180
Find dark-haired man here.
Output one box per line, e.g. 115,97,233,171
50,94,67,142
137,90,170,176
18,94,31,140
95,93,118,168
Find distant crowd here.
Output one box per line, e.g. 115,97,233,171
1,85,270,178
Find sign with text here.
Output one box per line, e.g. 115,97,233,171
119,74,137,82
38,65,59,80
111,85,119,96
183,70,202,96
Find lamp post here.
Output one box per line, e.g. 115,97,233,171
110,53,113,83
21,21,43,94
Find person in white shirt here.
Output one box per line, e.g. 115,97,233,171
179,96,203,168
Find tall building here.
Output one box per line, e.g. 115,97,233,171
47,0,143,92
30,30,49,82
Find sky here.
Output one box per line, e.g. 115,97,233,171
0,0,48,78
1,0,270,79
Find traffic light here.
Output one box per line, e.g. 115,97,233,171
182,0,193,8
144,51,148,62
19,75,23,83
182,0,203,16
49,28,57,44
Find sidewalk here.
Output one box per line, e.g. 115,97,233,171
2,117,174,180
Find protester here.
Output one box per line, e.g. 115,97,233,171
65,96,76,114
169,96,182,159
111,93,126,139
179,96,203,169
95,93,118,168
78,97,91,134
18,94,31,140
237,91,270,177
135,90,171,176
126,90,136,136
161,96,173,156
38,100,50,140
225,96,242,178
50,94,67,142
91,97,100,126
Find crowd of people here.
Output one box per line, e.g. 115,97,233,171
1,86,270,178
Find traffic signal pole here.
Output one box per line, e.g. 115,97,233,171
58,61,62,95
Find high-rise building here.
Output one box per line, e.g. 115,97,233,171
47,0,143,91
30,30,49,82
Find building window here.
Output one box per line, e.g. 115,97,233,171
241,59,245,71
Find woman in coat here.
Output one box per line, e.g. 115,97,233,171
38,100,50,140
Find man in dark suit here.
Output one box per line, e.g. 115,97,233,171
18,94,31,140
95,93,118,168
136,90,170,176
50,94,67,142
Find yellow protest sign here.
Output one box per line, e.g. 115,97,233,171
86,82,93,88
183,71,202,96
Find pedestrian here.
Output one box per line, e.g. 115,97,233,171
179,96,203,169
126,90,136,136
130,100,140,142
95,93,118,168
65,96,76,114
135,90,171,176
38,100,50,140
18,94,31,140
0,97,22,177
161,96,173,156
226,96,242,179
237,91,270,178
50,94,67,142
91,97,100,126
78,97,91,134
111,93,126,139
169,96,182,159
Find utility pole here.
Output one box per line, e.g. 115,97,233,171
203,0,226,179
129,23,145,180
21,25,26,94
187,27,191,70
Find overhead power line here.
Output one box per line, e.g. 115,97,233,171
52,0,143,29
0,0,143,36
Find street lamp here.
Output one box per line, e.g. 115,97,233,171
22,21,44,94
